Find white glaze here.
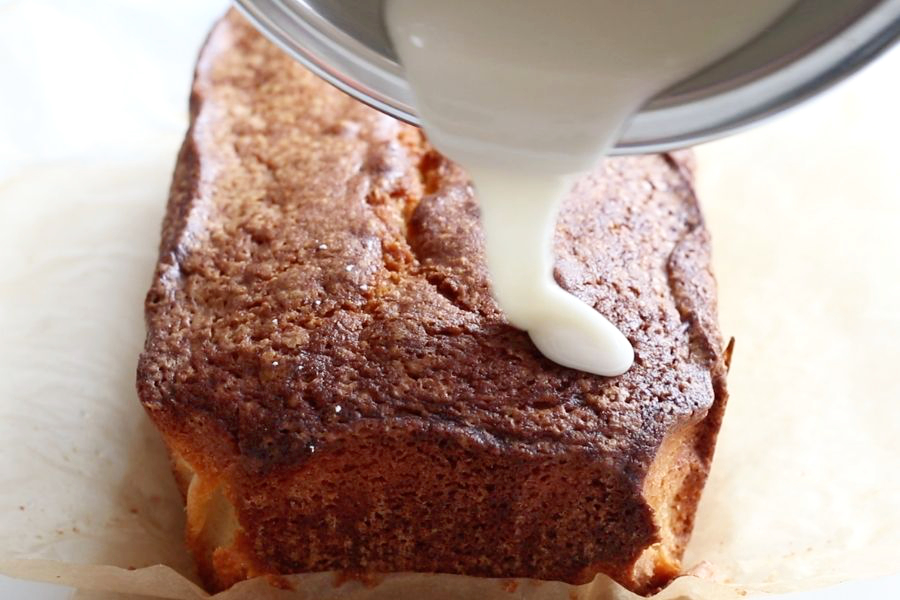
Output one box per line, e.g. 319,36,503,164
386,0,794,375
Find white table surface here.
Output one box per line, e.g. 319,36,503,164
2,572,899,600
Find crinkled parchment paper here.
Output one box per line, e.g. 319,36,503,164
1,2,898,599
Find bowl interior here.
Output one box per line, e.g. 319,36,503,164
238,0,899,153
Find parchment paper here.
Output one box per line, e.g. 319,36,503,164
1,2,898,599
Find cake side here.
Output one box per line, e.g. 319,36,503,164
137,10,728,596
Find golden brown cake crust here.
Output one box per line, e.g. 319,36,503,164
137,10,728,596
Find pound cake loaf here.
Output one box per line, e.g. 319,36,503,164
137,10,729,597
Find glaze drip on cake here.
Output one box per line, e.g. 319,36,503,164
386,0,793,375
